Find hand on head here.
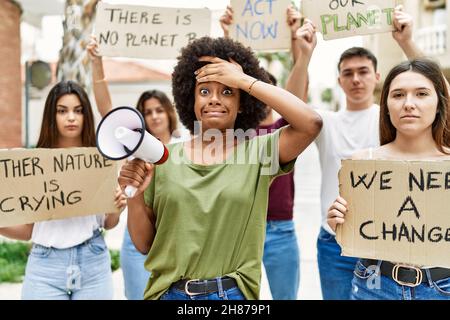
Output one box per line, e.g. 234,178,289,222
195,56,244,89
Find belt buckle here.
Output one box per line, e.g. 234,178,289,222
184,279,202,296
392,264,423,287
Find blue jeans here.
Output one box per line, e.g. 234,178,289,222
21,230,113,300
351,259,450,300
160,279,246,300
263,220,300,300
120,227,151,300
317,227,358,300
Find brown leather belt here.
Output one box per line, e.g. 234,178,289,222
361,259,450,287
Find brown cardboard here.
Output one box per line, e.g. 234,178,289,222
337,159,450,268
0,147,119,227
230,0,291,51
95,2,211,59
302,0,404,40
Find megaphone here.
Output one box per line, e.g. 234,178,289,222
96,106,169,197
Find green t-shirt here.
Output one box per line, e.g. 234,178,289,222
143,129,295,300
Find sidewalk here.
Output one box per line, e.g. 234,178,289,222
0,144,323,300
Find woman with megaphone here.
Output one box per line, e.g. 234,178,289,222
87,38,191,300
118,36,322,300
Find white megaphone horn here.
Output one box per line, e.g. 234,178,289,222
96,106,169,198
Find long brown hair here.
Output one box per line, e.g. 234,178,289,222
379,58,450,152
36,81,96,148
135,90,178,135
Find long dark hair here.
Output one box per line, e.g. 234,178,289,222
36,81,96,148
135,90,178,135
379,58,450,152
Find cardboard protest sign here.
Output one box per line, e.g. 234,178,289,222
95,2,211,59
0,148,119,227
302,0,403,40
337,160,450,268
230,0,291,51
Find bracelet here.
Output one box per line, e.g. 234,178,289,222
94,78,106,84
248,79,259,95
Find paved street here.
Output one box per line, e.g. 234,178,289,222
0,144,323,300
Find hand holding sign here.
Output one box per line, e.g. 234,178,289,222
293,19,318,57
327,196,348,232
287,5,302,35
220,5,234,38
392,5,413,44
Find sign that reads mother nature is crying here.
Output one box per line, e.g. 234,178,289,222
302,0,403,40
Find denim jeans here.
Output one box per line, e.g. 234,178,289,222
263,220,300,300
351,259,450,300
21,230,113,300
160,278,246,300
120,227,151,300
317,227,358,300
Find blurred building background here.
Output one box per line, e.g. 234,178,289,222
363,0,449,95
1,0,449,148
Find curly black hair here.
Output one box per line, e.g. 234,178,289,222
172,37,270,134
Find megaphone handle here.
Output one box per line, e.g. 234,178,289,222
125,185,137,198
125,155,137,198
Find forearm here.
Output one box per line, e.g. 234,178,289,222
91,59,113,117
285,51,311,102
398,39,424,60
244,77,318,132
104,212,121,230
0,224,33,241
126,193,156,255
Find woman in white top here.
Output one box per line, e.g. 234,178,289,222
87,40,190,300
0,81,125,299
327,58,450,300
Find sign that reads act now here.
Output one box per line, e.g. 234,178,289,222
337,160,450,268
231,0,291,51
95,2,211,59
0,148,119,227
302,0,403,40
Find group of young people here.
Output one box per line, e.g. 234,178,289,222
0,4,449,300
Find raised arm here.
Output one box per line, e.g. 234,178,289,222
219,5,234,38
87,36,113,117
392,5,424,60
286,19,317,102
195,56,322,164
118,160,156,254
392,6,450,91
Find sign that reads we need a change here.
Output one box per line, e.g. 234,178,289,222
302,0,403,40
95,2,211,59
337,160,450,268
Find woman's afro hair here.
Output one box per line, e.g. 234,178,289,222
172,37,270,133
